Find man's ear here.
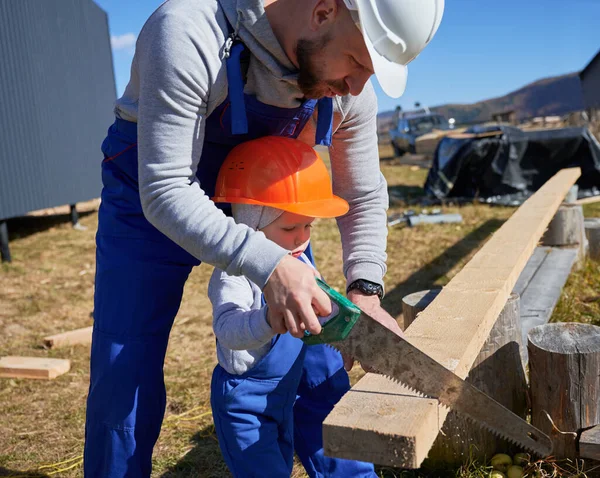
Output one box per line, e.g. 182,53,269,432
309,0,338,32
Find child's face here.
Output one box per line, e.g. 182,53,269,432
261,212,314,258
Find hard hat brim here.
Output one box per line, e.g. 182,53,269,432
212,196,350,219
353,0,408,98
363,22,408,99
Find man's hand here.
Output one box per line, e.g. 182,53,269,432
342,290,404,372
263,254,331,338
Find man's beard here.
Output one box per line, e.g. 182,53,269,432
296,36,349,99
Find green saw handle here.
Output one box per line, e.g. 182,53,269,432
302,278,361,345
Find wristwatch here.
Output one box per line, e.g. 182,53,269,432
347,279,384,300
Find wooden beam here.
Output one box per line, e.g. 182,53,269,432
43,325,93,349
0,356,71,380
323,168,581,468
580,424,600,461
576,195,600,206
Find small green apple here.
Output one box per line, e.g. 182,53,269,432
491,453,513,473
513,453,530,466
507,465,524,478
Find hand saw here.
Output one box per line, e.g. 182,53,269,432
303,279,552,457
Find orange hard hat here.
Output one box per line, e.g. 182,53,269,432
212,136,349,218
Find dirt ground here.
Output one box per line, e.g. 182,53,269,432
1,153,599,477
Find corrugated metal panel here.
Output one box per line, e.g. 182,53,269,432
0,0,116,220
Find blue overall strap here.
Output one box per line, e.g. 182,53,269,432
226,42,249,135
315,97,333,146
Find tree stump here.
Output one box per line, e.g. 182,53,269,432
528,323,600,459
584,219,600,262
406,292,528,466
401,289,441,331
565,185,579,204
541,203,586,265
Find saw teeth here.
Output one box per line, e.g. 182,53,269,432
378,381,547,457
381,374,430,399
462,415,544,456
328,346,549,456
374,377,546,456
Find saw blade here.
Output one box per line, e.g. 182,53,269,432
330,312,552,457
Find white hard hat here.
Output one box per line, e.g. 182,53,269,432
343,0,444,98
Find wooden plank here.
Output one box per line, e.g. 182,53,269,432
580,424,600,460
428,293,527,466
519,247,578,357
43,325,93,348
0,356,71,380
323,168,581,468
323,375,438,468
576,195,600,206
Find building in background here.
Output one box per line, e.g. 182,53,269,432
0,0,116,262
580,50,600,112
491,109,517,125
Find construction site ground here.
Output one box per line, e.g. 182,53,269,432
2,145,600,477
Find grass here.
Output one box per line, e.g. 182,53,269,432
0,157,599,477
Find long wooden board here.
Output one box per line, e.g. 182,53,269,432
576,195,600,206
43,325,93,348
0,356,71,380
323,168,581,468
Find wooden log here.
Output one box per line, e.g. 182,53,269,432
528,323,600,459
428,293,527,466
580,424,600,461
323,168,581,468
585,220,600,261
401,289,441,330
0,356,71,380
564,185,579,204
43,325,93,349
541,203,586,265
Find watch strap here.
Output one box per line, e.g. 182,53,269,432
347,279,384,300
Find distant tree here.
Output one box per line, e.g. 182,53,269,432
414,102,421,109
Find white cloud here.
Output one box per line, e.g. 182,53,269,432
111,33,137,51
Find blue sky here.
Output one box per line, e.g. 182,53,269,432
95,0,600,114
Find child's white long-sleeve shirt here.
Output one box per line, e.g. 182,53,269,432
210,253,326,375
209,266,275,375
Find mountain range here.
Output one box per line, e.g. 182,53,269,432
377,72,584,131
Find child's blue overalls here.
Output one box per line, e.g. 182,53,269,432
211,256,374,478
84,37,376,478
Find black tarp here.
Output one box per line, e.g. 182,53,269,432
424,125,600,205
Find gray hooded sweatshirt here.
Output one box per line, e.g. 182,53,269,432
114,0,388,290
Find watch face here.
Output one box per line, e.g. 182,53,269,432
350,280,383,298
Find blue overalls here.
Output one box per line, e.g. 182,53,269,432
211,256,374,478
84,36,376,478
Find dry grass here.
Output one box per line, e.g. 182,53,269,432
0,158,597,477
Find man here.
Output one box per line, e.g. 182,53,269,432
85,0,444,476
